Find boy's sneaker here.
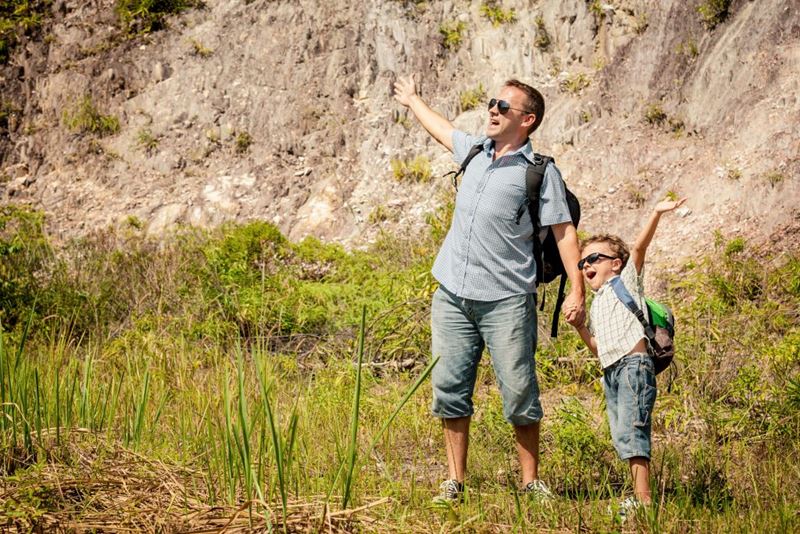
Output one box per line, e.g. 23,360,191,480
521,479,554,502
614,497,643,522
432,479,464,504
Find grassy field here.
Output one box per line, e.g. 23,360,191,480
1,204,798,532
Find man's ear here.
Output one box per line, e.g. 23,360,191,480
523,113,537,129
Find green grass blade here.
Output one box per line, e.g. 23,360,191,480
342,306,367,509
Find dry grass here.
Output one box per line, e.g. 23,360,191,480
0,432,391,533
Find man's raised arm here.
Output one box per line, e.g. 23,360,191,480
393,75,455,152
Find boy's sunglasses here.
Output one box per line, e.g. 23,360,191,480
578,252,617,270
488,98,532,115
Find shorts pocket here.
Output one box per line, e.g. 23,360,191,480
622,358,656,428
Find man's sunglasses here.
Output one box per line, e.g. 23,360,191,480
578,252,617,270
488,98,532,115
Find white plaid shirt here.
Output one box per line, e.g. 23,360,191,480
431,131,573,301
589,261,648,369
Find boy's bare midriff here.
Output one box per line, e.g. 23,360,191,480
627,338,648,356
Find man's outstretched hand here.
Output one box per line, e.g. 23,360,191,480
393,75,418,108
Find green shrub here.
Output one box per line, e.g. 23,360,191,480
559,73,590,94
390,156,432,183
764,170,785,187
676,38,699,58
235,131,252,154
116,0,203,34
697,0,731,30
644,103,667,125
480,1,516,27
62,96,120,137
458,83,486,112
545,398,620,495
439,20,466,50
0,206,51,329
534,15,550,50
190,38,213,57
136,128,159,154
0,0,48,64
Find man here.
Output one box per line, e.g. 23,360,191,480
393,75,585,502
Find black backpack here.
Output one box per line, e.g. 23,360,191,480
445,144,581,337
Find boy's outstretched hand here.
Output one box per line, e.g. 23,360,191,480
654,198,687,214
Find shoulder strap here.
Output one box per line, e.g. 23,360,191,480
609,276,660,348
524,154,551,227
443,144,483,191
550,274,567,337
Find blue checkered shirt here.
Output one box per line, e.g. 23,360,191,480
431,131,573,301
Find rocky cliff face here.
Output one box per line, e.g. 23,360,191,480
1,0,798,261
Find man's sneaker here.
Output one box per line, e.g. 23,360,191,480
432,479,464,504
521,479,554,502
615,497,643,522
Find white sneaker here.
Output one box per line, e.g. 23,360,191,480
615,497,643,522
432,479,464,504
522,479,554,502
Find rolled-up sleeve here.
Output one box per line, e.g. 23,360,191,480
451,131,482,165
538,162,573,227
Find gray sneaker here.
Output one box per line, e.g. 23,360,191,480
522,479,554,501
432,479,464,504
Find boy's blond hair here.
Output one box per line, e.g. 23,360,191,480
581,234,631,268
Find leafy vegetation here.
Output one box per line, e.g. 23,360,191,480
644,103,667,126
235,131,252,154
0,203,799,531
480,1,516,27
190,37,213,57
438,20,466,51
116,0,203,34
559,72,590,94
676,38,700,58
458,83,486,112
62,96,120,137
0,0,49,64
390,155,432,183
534,15,550,51
697,0,731,30
135,128,159,154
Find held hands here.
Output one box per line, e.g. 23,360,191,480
393,75,418,108
654,197,687,214
562,291,586,327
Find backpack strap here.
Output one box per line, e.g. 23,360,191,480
608,276,662,352
525,153,551,282
443,143,483,191
550,274,568,337
525,154,564,336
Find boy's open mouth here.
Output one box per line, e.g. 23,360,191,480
586,271,597,281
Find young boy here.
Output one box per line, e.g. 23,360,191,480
567,198,686,518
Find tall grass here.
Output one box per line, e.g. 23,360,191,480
0,205,799,531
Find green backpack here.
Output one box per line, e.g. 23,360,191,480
609,278,676,374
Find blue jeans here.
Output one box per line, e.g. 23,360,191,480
603,353,657,460
430,285,542,425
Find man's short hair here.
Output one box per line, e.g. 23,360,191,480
581,234,631,268
504,79,545,135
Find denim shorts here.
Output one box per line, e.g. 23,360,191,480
603,353,657,460
430,285,542,426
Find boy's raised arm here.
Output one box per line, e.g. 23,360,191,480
630,198,687,273
393,75,455,152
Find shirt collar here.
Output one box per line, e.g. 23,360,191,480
480,136,536,162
